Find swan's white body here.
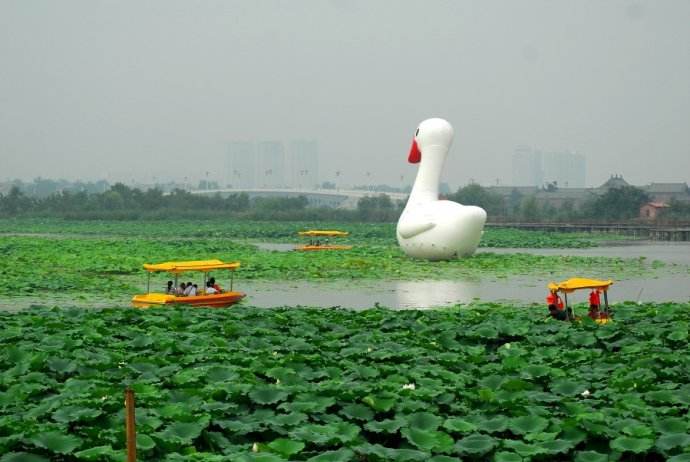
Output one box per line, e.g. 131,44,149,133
397,118,486,260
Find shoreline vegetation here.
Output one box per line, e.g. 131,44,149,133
2,182,690,223
0,304,688,461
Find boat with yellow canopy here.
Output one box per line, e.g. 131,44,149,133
295,230,353,251
547,278,613,323
132,259,245,308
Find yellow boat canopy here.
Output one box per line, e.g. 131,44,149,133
298,230,349,237
143,259,240,273
548,278,613,293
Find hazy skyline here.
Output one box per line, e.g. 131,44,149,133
1,0,688,189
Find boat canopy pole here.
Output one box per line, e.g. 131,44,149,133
603,290,609,316
230,271,234,291
146,272,151,294
563,292,570,320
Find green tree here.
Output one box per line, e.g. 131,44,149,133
584,186,650,221
447,184,506,216
519,196,541,222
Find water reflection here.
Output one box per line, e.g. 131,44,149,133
395,280,480,308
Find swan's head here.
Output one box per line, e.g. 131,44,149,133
408,118,454,164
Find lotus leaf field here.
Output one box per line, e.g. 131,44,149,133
1,303,689,461
0,220,659,300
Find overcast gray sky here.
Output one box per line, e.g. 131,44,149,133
1,0,688,188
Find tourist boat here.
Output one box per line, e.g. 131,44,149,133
132,259,245,308
294,230,353,251
547,278,613,323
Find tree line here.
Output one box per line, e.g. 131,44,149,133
1,182,687,223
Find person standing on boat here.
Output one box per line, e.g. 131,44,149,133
588,289,601,319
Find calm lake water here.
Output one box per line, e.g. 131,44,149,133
2,242,688,311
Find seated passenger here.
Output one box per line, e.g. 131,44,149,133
187,283,198,296
183,281,194,296
177,282,187,296
209,277,222,293
546,290,567,321
588,289,601,319
205,281,218,294
166,280,175,294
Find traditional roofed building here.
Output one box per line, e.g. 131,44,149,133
643,182,690,203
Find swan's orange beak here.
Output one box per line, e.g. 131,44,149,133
408,139,421,164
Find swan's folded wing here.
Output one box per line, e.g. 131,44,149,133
398,221,436,239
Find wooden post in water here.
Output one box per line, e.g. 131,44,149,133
125,387,137,462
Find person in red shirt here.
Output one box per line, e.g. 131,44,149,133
547,290,567,320
588,289,601,319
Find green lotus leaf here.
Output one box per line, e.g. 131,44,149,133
538,439,573,454
443,418,477,433
362,394,397,411
273,412,308,427
156,421,205,444
667,330,687,341
206,366,238,382
52,405,102,423
365,418,404,433
655,417,688,434
501,440,547,457
610,436,654,453
28,432,82,454
493,452,522,462
509,415,549,435
406,412,442,431
249,386,289,404
550,379,586,396
267,438,304,457
475,415,509,433
574,451,608,462
235,454,287,462
454,434,496,455
73,445,119,460
667,454,690,462
0,453,50,462
383,448,429,461
656,433,690,451
46,357,77,374
340,403,374,421
305,448,354,462
401,427,454,452
429,456,459,462
136,434,156,451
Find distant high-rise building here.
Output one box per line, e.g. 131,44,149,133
227,141,256,189
512,146,586,188
288,140,319,189
512,146,543,186
257,141,285,188
542,150,586,188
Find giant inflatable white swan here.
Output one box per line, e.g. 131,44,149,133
396,118,487,260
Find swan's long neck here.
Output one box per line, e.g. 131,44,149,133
408,145,447,203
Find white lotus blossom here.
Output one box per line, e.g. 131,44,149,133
252,443,259,452
581,389,590,397
101,396,108,401
275,379,281,385
504,343,511,349
367,347,373,353
402,383,416,390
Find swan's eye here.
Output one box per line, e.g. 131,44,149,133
415,128,419,137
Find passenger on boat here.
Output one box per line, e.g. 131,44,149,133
209,277,222,293
177,282,187,296
546,290,567,321
187,283,198,296
205,281,218,294
166,280,175,294
588,290,601,319
183,281,194,296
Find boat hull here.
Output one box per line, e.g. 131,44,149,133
131,292,246,309
294,245,352,251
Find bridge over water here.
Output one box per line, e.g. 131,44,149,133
191,188,408,209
